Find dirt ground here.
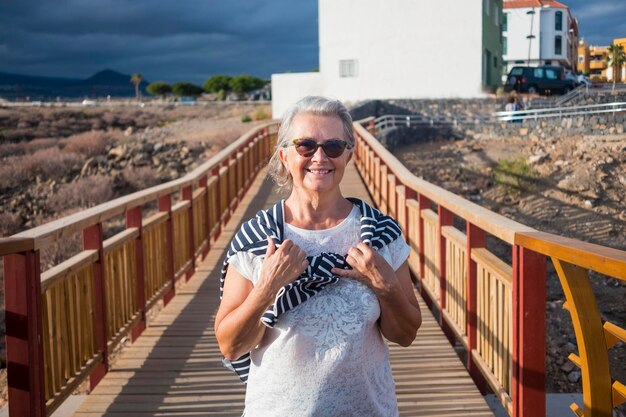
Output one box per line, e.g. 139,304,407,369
394,134,625,393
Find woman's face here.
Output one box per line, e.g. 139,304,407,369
279,113,352,194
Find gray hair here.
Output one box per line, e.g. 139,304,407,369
268,96,354,190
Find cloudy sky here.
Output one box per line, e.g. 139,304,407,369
0,0,624,84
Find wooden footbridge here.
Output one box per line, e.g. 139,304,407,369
1,120,625,417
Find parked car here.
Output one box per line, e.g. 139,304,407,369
577,74,592,87
504,66,576,95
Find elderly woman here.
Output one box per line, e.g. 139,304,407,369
215,96,422,416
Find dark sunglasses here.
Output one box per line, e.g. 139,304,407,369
285,138,353,158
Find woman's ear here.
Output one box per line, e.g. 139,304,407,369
278,148,288,167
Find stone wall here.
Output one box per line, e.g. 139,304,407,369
351,98,626,145
480,112,626,140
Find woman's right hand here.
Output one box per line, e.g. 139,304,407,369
257,236,309,299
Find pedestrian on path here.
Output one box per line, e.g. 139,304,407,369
215,96,422,417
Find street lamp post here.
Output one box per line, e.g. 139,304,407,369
526,9,536,66
527,5,549,66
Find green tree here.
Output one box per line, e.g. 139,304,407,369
146,81,172,98
228,75,266,94
172,82,204,97
604,43,626,92
130,73,143,101
203,75,233,94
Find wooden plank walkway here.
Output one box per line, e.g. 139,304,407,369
72,163,494,417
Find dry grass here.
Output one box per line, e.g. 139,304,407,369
123,166,162,191
48,175,115,212
0,212,21,236
64,130,118,157
0,155,28,189
22,147,83,180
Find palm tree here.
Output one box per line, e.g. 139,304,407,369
604,44,626,92
130,73,143,101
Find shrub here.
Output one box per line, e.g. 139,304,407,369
123,166,161,191
64,130,115,157
146,81,173,97
0,143,25,159
493,157,537,196
203,75,233,93
0,211,22,236
172,82,204,97
253,107,270,121
0,156,29,189
47,175,115,212
22,147,83,180
24,138,63,154
241,114,252,123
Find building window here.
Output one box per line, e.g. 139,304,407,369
503,37,508,55
485,0,490,15
578,55,584,63
555,36,562,55
493,56,498,68
494,5,499,26
503,13,508,31
555,11,562,31
339,59,358,78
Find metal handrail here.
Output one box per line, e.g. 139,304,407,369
495,101,626,122
374,114,493,131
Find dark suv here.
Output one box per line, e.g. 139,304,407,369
504,66,575,95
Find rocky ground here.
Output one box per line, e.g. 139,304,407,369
393,131,626,394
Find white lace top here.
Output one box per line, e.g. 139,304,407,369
228,205,411,417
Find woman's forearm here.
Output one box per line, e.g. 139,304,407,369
371,269,422,346
215,286,274,360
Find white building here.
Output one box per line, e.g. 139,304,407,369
271,0,503,118
502,0,578,76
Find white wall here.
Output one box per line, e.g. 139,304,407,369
503,7,542,66
272,0,487,117
319,0,484,102
270,72,323,119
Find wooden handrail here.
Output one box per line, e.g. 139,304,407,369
515,231,626,281
0,121,278,252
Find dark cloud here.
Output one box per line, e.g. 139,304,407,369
0,0,622,84
564,0,626,45
0,0,318,83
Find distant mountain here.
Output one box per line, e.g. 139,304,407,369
0,69,149,100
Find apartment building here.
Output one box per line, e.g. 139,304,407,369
502,0,578,75
578,38,626,82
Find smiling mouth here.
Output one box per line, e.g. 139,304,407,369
306,169,333,174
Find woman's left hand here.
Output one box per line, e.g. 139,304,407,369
331,243,397,293
331,242,422,347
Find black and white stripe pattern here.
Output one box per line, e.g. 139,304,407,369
219,198,401,383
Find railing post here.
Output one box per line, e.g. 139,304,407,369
512,245,546,417
368,118,376,135
83,223,108,389
437,205,454,343
126,206,146,341
417,193,431,292
211,166,222,240
158,194,176,305
199,175,210,257
466,222,488,394
3,249,46,417
182,185,195,281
